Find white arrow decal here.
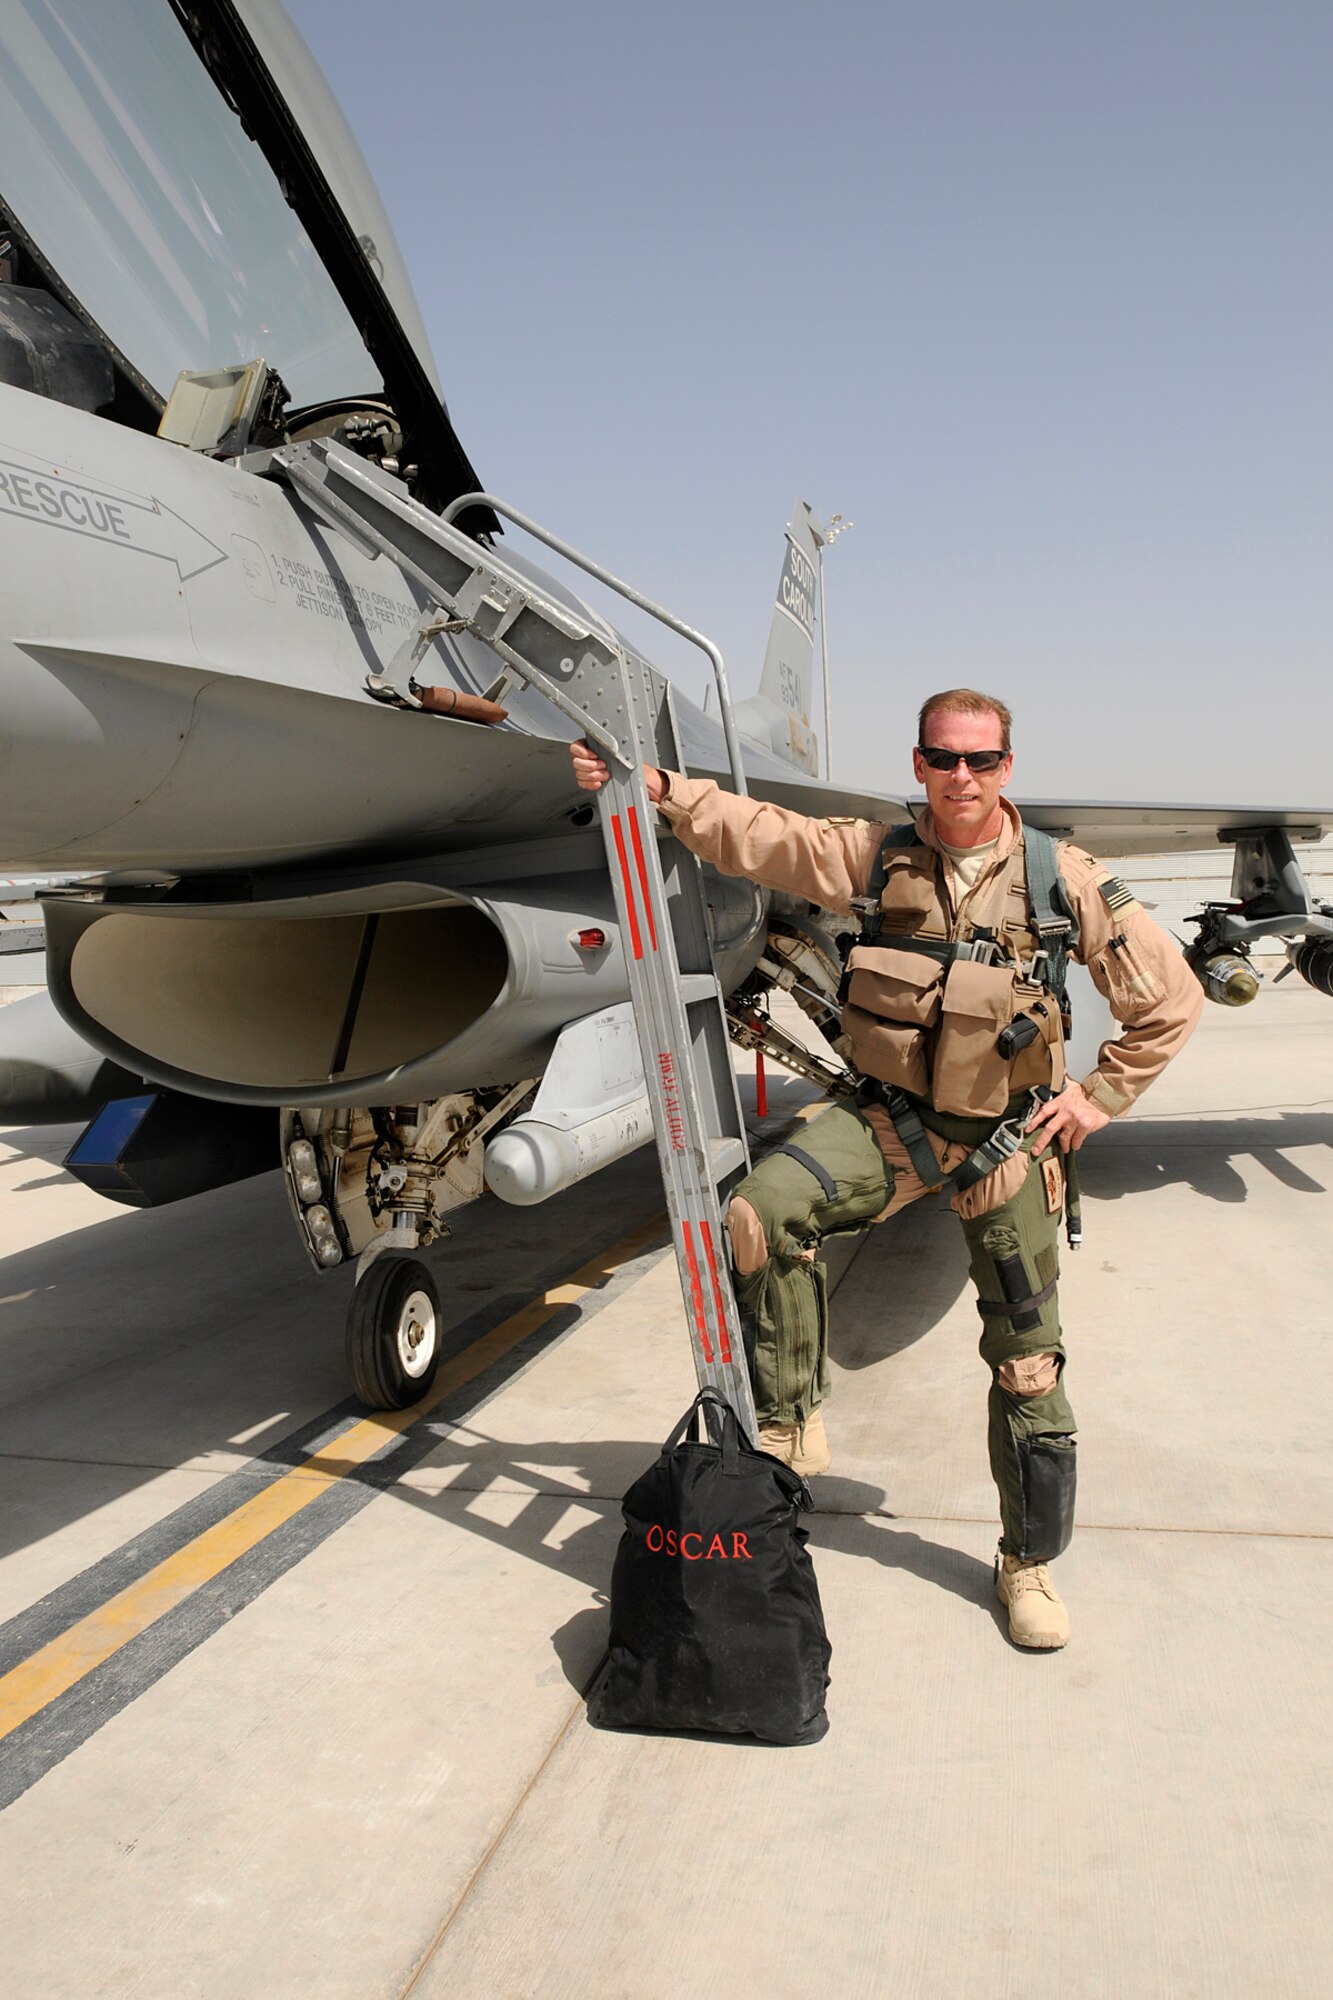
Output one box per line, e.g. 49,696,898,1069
0,450,228,580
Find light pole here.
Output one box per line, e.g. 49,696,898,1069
811,511,852,780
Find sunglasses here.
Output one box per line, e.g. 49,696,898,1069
917,745,1008,773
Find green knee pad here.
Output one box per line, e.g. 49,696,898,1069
960,1151,1077,1560
731,1102,890,1427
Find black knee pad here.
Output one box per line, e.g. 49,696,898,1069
1011,1434,1076,1563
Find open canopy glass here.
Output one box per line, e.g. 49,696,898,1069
0,0,437,412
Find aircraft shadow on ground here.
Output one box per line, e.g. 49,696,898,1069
0,1130,665,1565
0,1123,995,1684
0,1167,354,1563
1085,1110,1333,1201
0,1105,1326,1631
0,1079,801,1567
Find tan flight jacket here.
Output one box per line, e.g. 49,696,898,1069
657,778,1203,1118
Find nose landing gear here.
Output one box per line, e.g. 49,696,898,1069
345,1256,442,1409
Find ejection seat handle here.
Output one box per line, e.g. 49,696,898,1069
440,491,749,797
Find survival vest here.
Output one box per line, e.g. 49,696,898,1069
839,820,1081,1120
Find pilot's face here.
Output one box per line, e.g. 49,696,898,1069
912,706,1013,843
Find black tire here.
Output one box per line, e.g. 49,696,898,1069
345,1256,442,1409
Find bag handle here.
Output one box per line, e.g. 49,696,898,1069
661,1389,813,1505
662,1387,752,1471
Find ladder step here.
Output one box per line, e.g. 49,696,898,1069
709,1137,746,1182
268,440,758,1434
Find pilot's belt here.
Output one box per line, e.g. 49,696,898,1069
847,922,997,964
857,1082,1032,1195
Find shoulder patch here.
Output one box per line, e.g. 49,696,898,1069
1096,873,1140,915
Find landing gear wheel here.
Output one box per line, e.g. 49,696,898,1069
346,1257,442,1409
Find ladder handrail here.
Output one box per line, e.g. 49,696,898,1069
269,445,630,766
441,490,749,798
271,440,758,1432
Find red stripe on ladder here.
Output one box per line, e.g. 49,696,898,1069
680,1221,713,1364
610,813,643,960
699,1220,733,1365
627,806,659,953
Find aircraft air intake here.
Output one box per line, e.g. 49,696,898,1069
39,875,630,1107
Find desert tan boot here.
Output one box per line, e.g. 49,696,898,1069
995,1551,1070,1650
757,1408,831,1477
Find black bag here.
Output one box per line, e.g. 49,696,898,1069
588,1388,831,1745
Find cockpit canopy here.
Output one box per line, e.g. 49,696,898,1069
0,1,481,509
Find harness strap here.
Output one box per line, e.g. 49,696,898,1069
914,1099,1015,1145
948,1118,1033,1193
878,1091,950,1191
861,1083,1035,1196
1021,823,1078,1001
772,1144,839,1203
1064,1147,1083,1251
854,824,924,946
862,823,919,904
852,818,1080,994
870,934,952,963
851,933,986,966
976,1275,1059,1321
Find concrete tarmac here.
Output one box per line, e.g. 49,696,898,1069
1,989,1330,1998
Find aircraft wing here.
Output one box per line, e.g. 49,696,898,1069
681,704,1333,863
991,797,1331,861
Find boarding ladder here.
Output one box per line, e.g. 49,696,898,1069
263,440,759,1435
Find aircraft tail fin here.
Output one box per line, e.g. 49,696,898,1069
758,500,821,726
733,499,822,773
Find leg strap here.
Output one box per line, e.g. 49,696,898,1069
882,1092,951,1190
976,1275,1059,1324
771,1144,839,1202
1064,1147,1083,1250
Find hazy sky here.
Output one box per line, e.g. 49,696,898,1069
286,0,1330,807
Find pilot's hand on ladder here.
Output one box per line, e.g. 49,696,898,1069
569,740,666,803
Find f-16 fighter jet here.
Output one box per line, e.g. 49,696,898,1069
1,1,1329,1407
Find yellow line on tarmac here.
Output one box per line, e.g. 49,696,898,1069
0,1214,666,1744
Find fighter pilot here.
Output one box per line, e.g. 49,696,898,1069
571,690,1202,1648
